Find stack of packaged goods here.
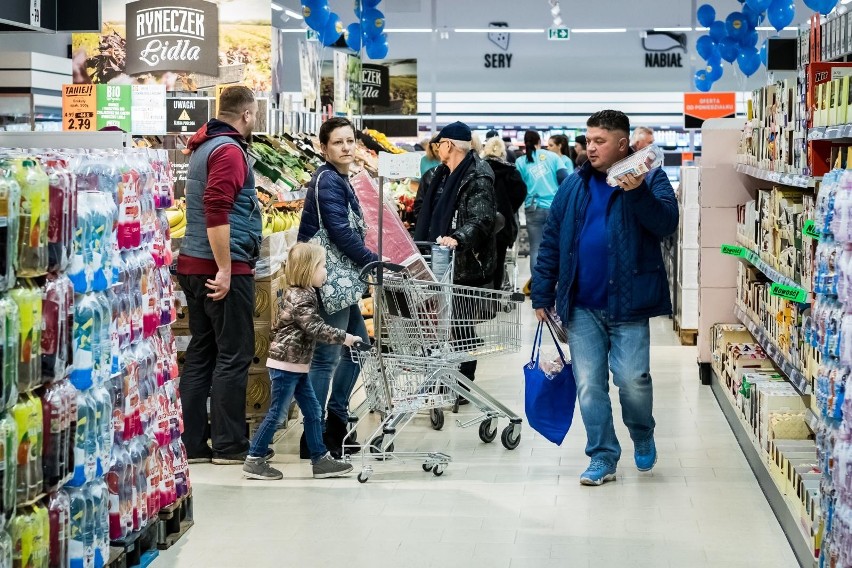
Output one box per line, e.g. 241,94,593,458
811,164,852,567
0,146,188,568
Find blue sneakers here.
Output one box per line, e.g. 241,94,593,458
579,459,617,486
634,437,657,472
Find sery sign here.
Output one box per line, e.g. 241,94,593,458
125,0,219,76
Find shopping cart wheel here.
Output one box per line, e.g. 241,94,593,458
430,409,445,431
478,418,498,443
501,425,521,450
422,463,432,472
432,464,445,477
369,435,395,459
357,471,371,483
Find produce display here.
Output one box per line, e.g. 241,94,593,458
249,134,321,194
0,148,187,568
364,129,405,154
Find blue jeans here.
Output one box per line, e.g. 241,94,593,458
308,302,368,424
565,307,655,467
249,369,326,463
525,206,551,276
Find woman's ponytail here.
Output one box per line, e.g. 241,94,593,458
524,130,540,163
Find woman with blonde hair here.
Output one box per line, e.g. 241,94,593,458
420,136,441,176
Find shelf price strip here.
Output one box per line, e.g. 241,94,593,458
720,244,807,292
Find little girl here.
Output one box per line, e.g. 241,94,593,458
243,243,360,480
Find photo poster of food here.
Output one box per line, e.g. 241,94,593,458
361,59,417,116
71,0,272,94
298,39,321,113
319,52,362,117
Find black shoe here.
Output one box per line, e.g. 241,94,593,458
186,447,213,464
457,396,471,406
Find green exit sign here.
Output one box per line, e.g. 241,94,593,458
548,27,570,41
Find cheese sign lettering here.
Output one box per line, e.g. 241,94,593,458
769,283,807,303
125,0,219,76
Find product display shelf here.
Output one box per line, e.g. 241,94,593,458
733,303,811,395
735,163,816,189
733,243,808,291
808,125,852,141
710,369,818,568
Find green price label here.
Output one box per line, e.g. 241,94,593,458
803,220,820,240
769,282,807,303
720,244,746,257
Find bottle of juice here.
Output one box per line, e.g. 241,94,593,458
1,296,18,411
40,384,63,491
0,414,16,525
13,158,49,278
12,398,31,503
42,155,74,273
0,528,12,568
26,393,44,501
31,502,49,568
10,281,43,393
171,436,188,500
146,443,161,518
48,489,70,568
122,350,140,441
41,275,67,384
70,295,98,392
0,161,20,292
106,443,128,541
9,507,33,568
116,154,141,251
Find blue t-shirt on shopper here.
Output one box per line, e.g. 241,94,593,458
516,149,563,210
574,170,617,310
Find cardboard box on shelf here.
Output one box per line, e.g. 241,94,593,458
254,267,286,325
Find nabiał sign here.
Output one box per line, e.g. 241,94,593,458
125,0,219,76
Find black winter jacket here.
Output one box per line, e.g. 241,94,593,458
485,157,527,249
297,164,379,267
414,153,498,284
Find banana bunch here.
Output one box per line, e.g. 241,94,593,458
261,207,301,238
166,200,187,239
366,129,405,154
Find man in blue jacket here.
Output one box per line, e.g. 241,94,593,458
531,110,678,486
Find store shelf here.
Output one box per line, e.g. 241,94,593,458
734,244,807,291
808,125,852,141
733,303,811,395
710,370,818,568
806,409,821,432
735,163,815,189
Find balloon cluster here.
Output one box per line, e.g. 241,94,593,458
694,0,839,92
300,0,389,59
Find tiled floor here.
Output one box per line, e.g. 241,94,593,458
159,308,799,568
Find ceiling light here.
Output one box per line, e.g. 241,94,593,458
553,16,563,26
279,28,305,33
271,2,283,11
454,28,545,33
551,6,561,16
694,26,709,31
284,8,303,19
571,28,628,33
384,28,432,33
653,27,693,32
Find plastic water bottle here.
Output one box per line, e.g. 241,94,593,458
48,489,70,568
66,485,86,568
71,295,98,391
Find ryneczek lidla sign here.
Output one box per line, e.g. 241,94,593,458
125,0,219,76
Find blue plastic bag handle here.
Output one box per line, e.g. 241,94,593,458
530,321,569,368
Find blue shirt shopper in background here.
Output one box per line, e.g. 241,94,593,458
531,110,678,487
515,130,568,294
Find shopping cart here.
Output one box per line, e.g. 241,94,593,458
345,257,526,483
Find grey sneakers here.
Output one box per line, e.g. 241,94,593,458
242,456,284,480
312,453,354,479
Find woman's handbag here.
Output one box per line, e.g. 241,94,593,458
524,321,577,445
308,172,368,314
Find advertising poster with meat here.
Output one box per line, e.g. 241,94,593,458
71,0,272,93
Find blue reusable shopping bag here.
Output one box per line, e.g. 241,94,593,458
524,321,577,446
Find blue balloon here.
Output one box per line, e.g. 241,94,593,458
362,8,385,39
760,38,770,65
767,0,795,31
303,3,330,31
345,23,362,51
719,36,740,63
818,0,839,14
301,0,324,9
742,4,765,28
738,47,761,76
696,35,718,60
706,60,724,81
694,70,713,92
365,34,389,59
709,21,727,41
363,0,382,6
726,12,749,39
697,4,716,27
740,29,760,48
746,0,772,11
320,13,343,46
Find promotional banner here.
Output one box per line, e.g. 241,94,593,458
361,59,417,116
62,84,97,131
361,64,390,107
167,98,210,133
71,0,271,93
96,84,132,130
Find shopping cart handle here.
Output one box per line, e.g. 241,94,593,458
359,260,406,283
414,241,435,254
351,340,372,352
510,292,526,303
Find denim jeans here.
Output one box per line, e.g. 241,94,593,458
177,273,254,457
525,206,551,276
565,307,655,467
308,302,368,424
249,369,327,463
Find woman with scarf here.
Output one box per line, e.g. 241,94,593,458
414,121,498,401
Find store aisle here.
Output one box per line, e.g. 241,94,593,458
159,311,798,568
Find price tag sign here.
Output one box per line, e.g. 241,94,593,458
803,220,821,240
96,85,132,131
62,85,97,131
378,152,424,180
720,244,746,257
769,282,807,303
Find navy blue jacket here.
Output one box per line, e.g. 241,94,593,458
531,162,678,323
297,164,378,267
